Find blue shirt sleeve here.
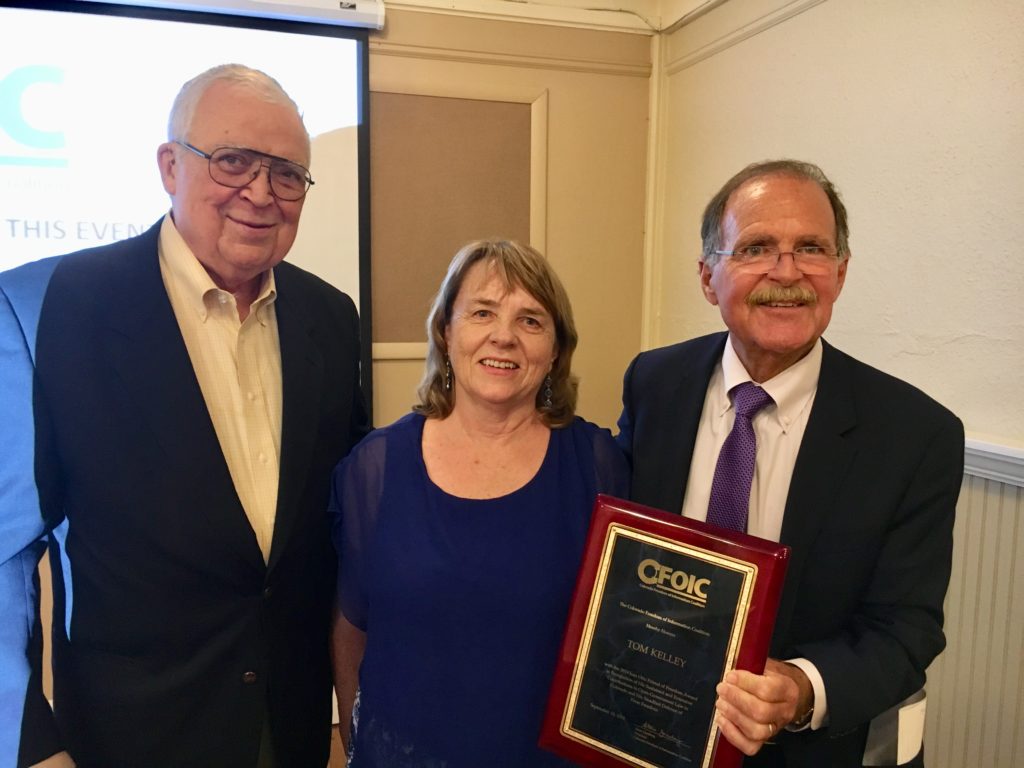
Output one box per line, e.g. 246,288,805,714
0,258,61,767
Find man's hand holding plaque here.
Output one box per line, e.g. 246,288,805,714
713,658,811,757
540,495,790,768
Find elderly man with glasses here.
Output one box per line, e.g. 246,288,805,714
616,160,963,768
0,64,368,768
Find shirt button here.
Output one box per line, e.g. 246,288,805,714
242,671,257,684
247,392,257,402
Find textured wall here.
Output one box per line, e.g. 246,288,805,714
650,0,1024,447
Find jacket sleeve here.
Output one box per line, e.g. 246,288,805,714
614,353,640,467
344,297,372,445
794,411,964,735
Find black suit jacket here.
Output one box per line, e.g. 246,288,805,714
616,332,963,767
17,222,369,767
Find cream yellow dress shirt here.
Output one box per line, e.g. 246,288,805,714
680,335,829,729
157,215,283,562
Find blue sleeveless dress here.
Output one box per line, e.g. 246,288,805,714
330,412,629,767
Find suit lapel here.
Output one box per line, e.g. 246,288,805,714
102,225,265,571
772,340,858,651
267,268,323,571
634,334,725,514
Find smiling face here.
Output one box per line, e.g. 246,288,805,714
444,261,558,417
157,81,309,293
700,173,849,381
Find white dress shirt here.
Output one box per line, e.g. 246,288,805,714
158,215,283,563
681,334,828,729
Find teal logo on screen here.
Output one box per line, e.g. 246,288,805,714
0,66,67,167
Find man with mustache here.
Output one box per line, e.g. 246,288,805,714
0,64,368,767
616,160,963,767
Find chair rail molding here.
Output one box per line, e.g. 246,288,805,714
964,438,1024,488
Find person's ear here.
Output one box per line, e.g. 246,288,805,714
157,143,178,196
834,252,851,299
698,260,720,306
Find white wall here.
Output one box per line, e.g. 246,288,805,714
648,0,1024,448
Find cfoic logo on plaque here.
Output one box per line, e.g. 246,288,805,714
541,495,789,768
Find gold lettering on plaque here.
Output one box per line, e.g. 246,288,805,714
637,558,711,602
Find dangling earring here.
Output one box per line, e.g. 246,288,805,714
445,357,453,391
542,375,553,408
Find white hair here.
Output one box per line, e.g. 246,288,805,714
166,63,308,146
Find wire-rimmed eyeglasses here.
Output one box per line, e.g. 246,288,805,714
713,244,841,275
174,141,314,201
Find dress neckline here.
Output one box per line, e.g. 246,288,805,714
413,413,555,502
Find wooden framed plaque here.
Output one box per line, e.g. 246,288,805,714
540,495,790,768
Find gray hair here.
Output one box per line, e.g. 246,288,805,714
167,63,308,146
414,239,579,428
700,159,850,266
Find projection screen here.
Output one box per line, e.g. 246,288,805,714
0,0,371,390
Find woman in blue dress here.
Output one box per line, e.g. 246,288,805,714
330,239,629,767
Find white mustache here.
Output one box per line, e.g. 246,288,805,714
746,286,818,306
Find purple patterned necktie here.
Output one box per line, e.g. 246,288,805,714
706,382,774,533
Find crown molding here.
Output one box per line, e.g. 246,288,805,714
664,0,826,73
385,0,657,33
371,37,651,76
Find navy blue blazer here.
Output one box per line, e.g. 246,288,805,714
1,221,369,768
616,332,963,767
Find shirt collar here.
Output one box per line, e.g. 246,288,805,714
158,213,277,324
719,335,823,432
